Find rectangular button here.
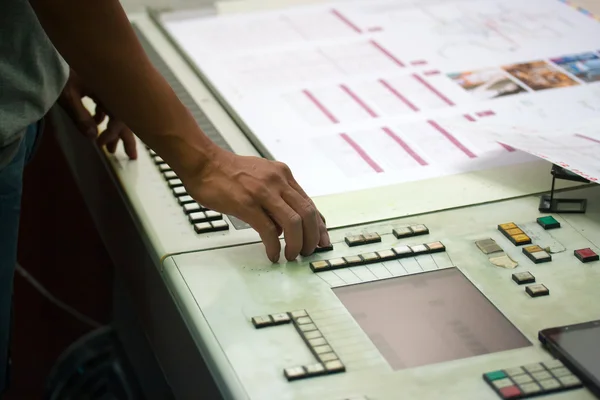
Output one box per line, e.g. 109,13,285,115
410,224,429,235
204,210,222,221
183,203,202,214
345,235,365,247
376,249,397,261
393,227,413,238
194,222,213,233
189,212,209,223
360,252,380,264
392,245,413,257
526,284,549,298
163,170,178,180
425,241,445,253
343,255,363,266
172,186,187,196
362,232,382,244
177,195,195,205
409,244,428,255
537,215,560,229
251,315,273,328
210,220,229,231
168,178,183,188
310,260,330,272
328,258,347,269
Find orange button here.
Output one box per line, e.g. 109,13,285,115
505,228,524,236
512,234,531,243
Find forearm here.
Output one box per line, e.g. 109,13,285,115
31,0,218,176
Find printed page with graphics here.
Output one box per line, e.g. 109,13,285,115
160,0,600,197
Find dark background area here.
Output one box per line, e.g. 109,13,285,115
4,121,113,399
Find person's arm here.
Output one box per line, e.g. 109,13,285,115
31,0,330,262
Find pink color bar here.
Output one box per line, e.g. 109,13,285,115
427,120,477,158
498,142,516,152
368,27,383,32
476,110,496,117
464,114,476,122
382,127,428,166
379,79,419,112
413,74,455,106
410,60,428,66
575,133,600,144
340,84,378,117
331,9,362,33
340,133,383,173
370,40,405,68
302,89,339,123
423,70,441,76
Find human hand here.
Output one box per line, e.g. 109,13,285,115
58,69,137,159
181,149,330,263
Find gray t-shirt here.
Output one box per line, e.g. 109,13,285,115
0,0,69,169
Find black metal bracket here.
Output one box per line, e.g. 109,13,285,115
538,165,589,213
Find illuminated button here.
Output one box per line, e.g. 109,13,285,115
510,234,532,246
270,313,291,324
304,363,326,377
298,323,317,332
392,245,413,257
168,178,183,188
476,239,503,254
392,227,413,238
210,220,229,231
194,222,213,234
538,378,561,390
148,149,157,156
153,155,165,164
177,195,195,205
484,371,507,381
492,378,514,389
550,367,571,378
512,374,533,385
543,360,563,370
498,223,518,231
523,245,551,264
376,249,397,261
526,284,549,298
345,235,365,247
343,255,363,266
574,248,599,263
189,212,208,223
512,271,535,285
303,330,322,340
410,224,429,235
158,163,171,172
251,315,273,328
362,232,382,244
313,244,334,253
296,317,312,325
425,241,445,253
504,367,525,377
537,216,560,230
290,310,308,319
409,244,428,255
524,363,545,374
360,252,380,264
531,371,552,381
313,345,333,354
504,228,524,236
308,337,327,347
318,352,339,362
328,258,347,269
204,210,222,220
498,386,521,399
518,382,541,394
163,170,178,179
284,366,307,381
183,203,202,214
558,375,582,387
310,260,331,272
172,186,187,196
324,360,345,373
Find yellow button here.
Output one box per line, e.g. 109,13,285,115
499,223,517,230
505,228,524,236
512,234,531,243
524,245,543,253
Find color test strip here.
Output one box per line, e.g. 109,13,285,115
303,89,339,123
340,84,378,117
382,127,428,166
413,74,455,106
370,40,405,68
340,133,384,173
379,79,419,112
427,120,476,158
330,9,362,33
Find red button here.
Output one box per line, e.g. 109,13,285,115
499,386,521,398
576,248,597,258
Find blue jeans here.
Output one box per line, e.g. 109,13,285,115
0,122,41,393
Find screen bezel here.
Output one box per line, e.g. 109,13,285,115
539,320,600,398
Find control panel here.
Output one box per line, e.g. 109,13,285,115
163,186,600,400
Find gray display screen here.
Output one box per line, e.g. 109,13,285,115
333,268,531,370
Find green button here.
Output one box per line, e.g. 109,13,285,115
485,370,507,381
537,216,560,229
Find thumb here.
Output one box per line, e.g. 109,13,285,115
59,91,98,138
